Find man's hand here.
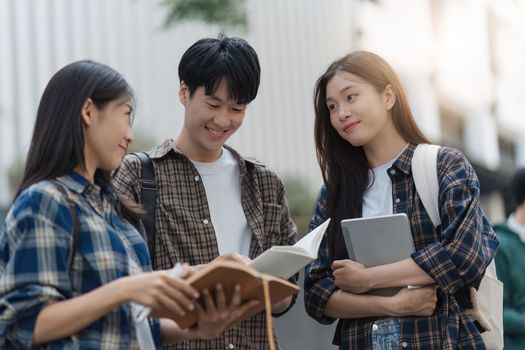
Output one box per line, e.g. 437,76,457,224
191,253,252,273
213,253,252,265
187,284,259,340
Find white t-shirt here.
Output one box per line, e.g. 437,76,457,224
362,146,408,218
362,160,396,218
191,148,252,256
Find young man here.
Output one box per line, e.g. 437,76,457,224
113,35,297,349
494,168,525,350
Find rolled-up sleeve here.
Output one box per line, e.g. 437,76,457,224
303,187,339,324
0,187,75,348
411,148,499,294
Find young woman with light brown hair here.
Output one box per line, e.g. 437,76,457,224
304,51,498,350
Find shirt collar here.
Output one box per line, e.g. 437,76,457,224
391,143,417,175
147,139,177,159
147,139,251,177
57,171,92,194
57,171,117,201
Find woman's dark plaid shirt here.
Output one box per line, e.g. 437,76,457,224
304,144,499,350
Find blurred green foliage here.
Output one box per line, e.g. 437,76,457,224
162,0,248,31
7,159,24,199
284,177,316,239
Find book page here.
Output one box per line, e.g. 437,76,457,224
249,218,331,279
250,250,313,279
292,218,331,257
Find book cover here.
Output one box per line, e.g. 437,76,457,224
341,213,415,296
167,261,300,329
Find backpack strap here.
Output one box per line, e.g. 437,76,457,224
54,181,80,271
411,144,503,341
412,144,473,305
411,144,441,227
132,152,158,266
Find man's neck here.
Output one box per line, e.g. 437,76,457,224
174,133,222,163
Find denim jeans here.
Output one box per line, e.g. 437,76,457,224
371,319,401,350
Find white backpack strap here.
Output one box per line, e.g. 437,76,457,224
411,144,441,227
413,144,503,348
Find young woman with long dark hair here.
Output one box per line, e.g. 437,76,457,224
304,51,498,349
0,61,255,349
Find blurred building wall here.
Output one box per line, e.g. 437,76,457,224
1,0,524,221
351,0,525,221
0,0,356,206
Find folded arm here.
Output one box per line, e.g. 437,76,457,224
410,149,498,294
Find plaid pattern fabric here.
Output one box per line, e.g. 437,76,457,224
112,139,298,350
0,172,161,349
304,144,499,350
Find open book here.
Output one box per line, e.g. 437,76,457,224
168,261,299,329
250,218,331,279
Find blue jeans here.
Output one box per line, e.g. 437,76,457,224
371,319,401,350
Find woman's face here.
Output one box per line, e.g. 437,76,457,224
83,95,134,172
326,73,394,147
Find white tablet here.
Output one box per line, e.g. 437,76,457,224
341,213,415,296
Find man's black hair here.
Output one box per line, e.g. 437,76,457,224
178,34,260,104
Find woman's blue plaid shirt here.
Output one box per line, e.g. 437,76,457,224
0,172,161,349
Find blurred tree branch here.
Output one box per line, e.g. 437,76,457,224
161,0,248,31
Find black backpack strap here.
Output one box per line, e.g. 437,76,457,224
132,152,158,266
54,181,80,271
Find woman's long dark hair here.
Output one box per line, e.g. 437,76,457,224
314,51,430,260
16,60,141,215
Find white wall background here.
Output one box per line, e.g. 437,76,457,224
0,0,357,205
1,0,524,207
